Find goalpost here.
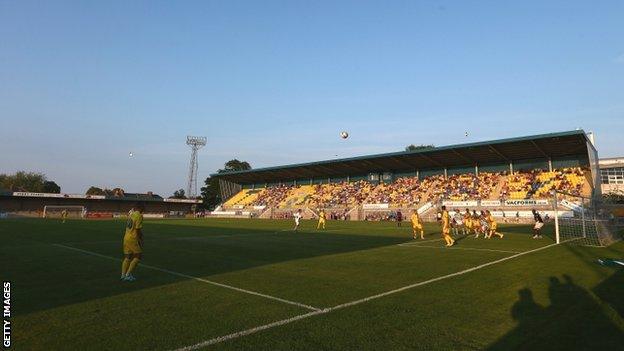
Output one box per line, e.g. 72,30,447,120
43,205,86,219
553,191,620,246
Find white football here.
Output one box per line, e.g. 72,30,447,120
340,131,349,139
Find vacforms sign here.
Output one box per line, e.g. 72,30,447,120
504,199,550,206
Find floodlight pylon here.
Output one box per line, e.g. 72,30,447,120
186,136,207,198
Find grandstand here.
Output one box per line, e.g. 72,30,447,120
212,130,599,221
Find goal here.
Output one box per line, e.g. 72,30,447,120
553,191,620,246
43,206,86,219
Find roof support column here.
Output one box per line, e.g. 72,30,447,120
444,168,447,179
416,170,419,180
548,158,553,172
309,178,312,185
347,175,350,182
509,162,514,175
294,180,297,186
475,165,479,176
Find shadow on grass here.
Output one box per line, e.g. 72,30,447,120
4,219,411,316
593,268,624,320
498,223,554,239
487,274,624,350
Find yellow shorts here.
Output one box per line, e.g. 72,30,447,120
318,218,326,224
490,223,497,231
412,224,423,230
442,226,450,235
123,236,142,254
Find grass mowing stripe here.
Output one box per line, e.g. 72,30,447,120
61,231,283,245
400,245,521,254
172,239,577,350
174,310,326,351
52,244,321,312
396,238,444,246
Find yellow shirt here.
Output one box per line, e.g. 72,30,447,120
124,211,143,240
319,211,326,220
411,213,421,225
487,214,496,225
442,210,450,228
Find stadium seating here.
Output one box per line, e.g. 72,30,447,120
224,167,590,209
224,189,251,206
279,185,314,208
500,167,587,200
306,181,374,208
252,185,293,207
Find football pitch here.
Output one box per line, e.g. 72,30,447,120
2,218,624,350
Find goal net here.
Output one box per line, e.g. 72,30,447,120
43,206,86,219
554,191,620,246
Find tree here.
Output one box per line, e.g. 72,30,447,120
42,181,61,193
86,186,105,195
0,171,48,192
171,189,186,199
223,159,252,173
200,176,221,210
405,144,435,152
105,188,125,197
200,159,252,210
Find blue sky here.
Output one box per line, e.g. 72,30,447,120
1,1,623,195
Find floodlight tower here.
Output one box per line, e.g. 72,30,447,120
186,136,207,198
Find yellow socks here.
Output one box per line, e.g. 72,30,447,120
121,258,131,276
126,258,141,275
444,235,455,246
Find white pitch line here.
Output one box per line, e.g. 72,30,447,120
52,244,320,312
173,239,577,351
401,245,521,254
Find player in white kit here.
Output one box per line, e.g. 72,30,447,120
293,209,303,231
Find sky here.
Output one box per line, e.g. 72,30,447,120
1,1,623,196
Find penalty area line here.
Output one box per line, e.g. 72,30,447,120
52,244,320,312
172,239,579,351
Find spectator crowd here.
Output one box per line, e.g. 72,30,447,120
226,167,588,209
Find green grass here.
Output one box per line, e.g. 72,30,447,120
1,218,623,350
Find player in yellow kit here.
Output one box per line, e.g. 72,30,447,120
317,209,326,230
410,210,424,239
441,206,455,246
485,210,504,239
121,204,144,281
61,209,68,223
463,209,473,234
